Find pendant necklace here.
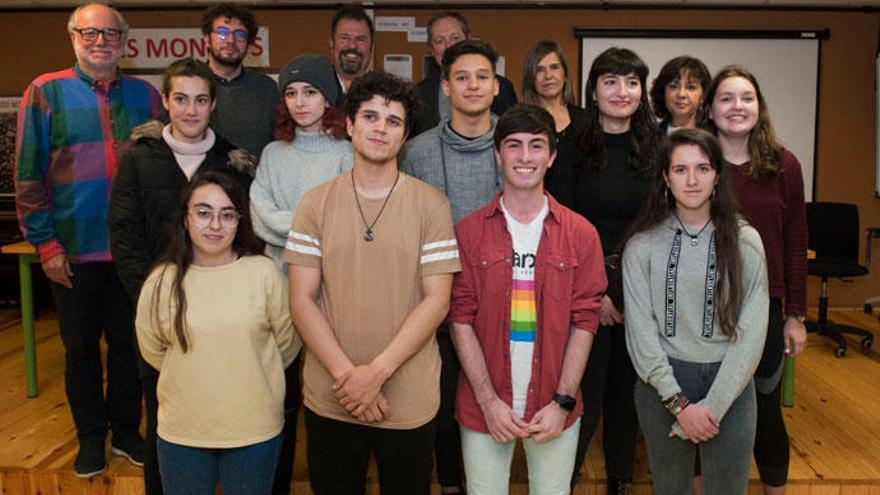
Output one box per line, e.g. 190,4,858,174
675,213,711,247
352,171,400,242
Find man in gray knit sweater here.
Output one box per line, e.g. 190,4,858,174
397,38,503,495
399,39,502,224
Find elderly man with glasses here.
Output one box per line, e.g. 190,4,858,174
200,3,278,159
15,2,162,480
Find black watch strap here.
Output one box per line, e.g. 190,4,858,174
552,393,576,412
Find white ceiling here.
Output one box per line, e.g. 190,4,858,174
1,0,879,8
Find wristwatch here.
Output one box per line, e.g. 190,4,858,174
787,313,806,323
552,393,577,412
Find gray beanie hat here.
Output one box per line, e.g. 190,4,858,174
277,53,339,104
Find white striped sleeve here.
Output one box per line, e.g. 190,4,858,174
286,229,322,258
421,238,458,265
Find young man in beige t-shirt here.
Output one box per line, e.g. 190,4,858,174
285,72,460,495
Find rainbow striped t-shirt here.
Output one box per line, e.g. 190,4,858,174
501,197,548,417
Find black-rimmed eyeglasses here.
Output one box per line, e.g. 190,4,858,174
72,27,124,42
213,27,249,42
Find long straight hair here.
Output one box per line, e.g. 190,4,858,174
521,40,576,107
625,128,744,338
576,47,664,174
699,65,783,181
149,171,265,352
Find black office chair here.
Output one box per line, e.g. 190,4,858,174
806,202,874,357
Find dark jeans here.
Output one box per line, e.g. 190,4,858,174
435,330,463,488
753,298,790,487
272,355,303,495
572,324,639,482
157,434,281,495
305,409,435,495
50,262,141,443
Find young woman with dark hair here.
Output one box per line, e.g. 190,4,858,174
248,52,351,495
250,52,351,271
136,171,299,495
556,47,665,494
109,57,254,495
701,65,808,495
623,128,768,494
649,55,711,134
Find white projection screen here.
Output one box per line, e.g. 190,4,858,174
577,30,825,201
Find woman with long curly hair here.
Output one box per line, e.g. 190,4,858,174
701,65,808,495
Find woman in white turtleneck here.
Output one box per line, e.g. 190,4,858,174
108,57,254,495
249,53,352,272
247,53,352,495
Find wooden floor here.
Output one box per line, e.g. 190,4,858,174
1,308,879,494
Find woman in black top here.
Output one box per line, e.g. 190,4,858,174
521,40,584,203
564,47,665,494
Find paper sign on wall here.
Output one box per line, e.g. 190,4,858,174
408,27,428,43
383,54,413,81
120,27,270,69
375,16,415,32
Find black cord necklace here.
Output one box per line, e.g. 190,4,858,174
675,213,711,247
351,171,400,242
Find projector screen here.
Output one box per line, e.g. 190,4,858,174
577,30,824,201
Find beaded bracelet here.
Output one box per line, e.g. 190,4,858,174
663,393,690,416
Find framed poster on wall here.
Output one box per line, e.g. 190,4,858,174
0,97,22,199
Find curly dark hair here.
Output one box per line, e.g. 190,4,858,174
625,128,744,339
343,71,420,138
441,39,498,81
650,56,711,121
576,47,664,174
200,3,258,45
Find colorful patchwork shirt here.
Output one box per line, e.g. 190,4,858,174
15,64,161,263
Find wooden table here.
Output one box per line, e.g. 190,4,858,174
1,241,39,398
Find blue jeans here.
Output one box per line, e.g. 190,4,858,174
157,434,282,495
635,358,756,495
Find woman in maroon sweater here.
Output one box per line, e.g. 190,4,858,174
701,65,807,495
